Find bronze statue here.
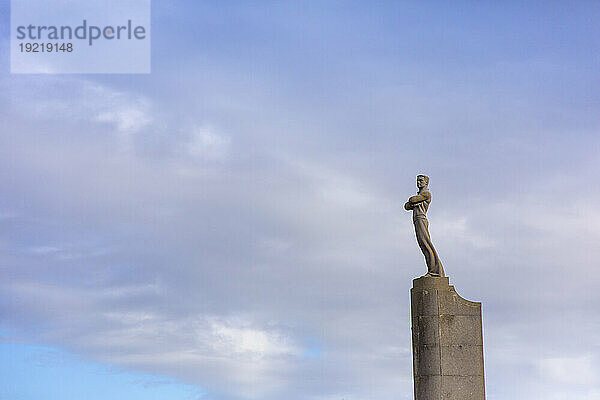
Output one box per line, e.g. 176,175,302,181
404,175,445,277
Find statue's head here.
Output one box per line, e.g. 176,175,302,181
416,174,429,188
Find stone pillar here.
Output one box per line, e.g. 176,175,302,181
411,276,485,400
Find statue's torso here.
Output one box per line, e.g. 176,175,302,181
413,190,431,221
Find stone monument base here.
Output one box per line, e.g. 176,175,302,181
411,276,485,400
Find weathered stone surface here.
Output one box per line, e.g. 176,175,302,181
414,343,441,376
439,315,483,346
411,276,485,400
440,345,484,376
441,375,486,400
415,376,441,399
415,316,440,345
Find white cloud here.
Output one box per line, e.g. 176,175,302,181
28,246,61,254
290,158,376,209
538,355,597,385
187,126,231,162
1,77,153,155
435,216,497,250
210,318,299,358
96,107,151,134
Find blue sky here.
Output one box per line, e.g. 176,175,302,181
0,340,202,400
1,1,600,399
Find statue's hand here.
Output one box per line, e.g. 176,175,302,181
404,201,413,210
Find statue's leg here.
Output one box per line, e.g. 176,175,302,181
414,219,436,274
414,219,444,277
434,252,444,277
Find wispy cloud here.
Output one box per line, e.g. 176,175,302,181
538,355,597,385
187,125,231,162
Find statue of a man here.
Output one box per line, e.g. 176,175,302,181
404,175,445,277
